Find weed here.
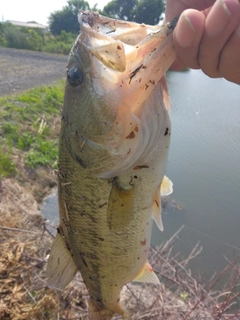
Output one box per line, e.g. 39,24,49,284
0,80,64,179
0,145,16,178
24,139,58,168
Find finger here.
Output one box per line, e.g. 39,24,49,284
219,25,240,84
172,9,205,70
164,0,215,21
198,0,240,78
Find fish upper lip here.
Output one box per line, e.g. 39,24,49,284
78,10,178,40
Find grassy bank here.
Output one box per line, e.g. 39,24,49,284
0,80,64,201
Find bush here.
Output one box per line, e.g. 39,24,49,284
3,24,44,51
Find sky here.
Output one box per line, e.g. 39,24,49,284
0,0,109,26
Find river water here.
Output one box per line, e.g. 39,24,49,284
42,69,240,283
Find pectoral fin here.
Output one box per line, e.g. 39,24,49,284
46,232,77,289
160,175,173,197
153,188,164,231
153,176,173,232
133,261,160,284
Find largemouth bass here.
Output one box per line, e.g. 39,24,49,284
46,11,176,320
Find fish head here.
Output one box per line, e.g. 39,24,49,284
62,11,177,177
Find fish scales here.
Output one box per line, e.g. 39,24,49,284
46,11,176,320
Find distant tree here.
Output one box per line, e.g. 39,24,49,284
102,0,137,22
49,0,90,35
102,0,165,25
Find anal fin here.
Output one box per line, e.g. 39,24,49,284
46,232,77,289
133,261,160,284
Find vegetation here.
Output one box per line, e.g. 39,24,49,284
49,0,91,35
0,81,64,198
102,0,165,24
0,22,76,54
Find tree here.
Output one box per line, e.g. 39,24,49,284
49,0,90,35
102,0,165,25
102,0,137,22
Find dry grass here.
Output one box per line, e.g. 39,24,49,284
0,178,239,319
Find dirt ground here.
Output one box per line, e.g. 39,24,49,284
0,47,67,96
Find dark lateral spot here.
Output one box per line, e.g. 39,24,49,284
75,154,87,168
155,199,159,208
79,251,88,267
133,165,149,170
141,239,147,246
125,131,135,139
145,84,149,90
117,45,121,50
99,202,107,208
134,176,138,179
164,127,169,136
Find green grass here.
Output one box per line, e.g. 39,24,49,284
0,81,65,178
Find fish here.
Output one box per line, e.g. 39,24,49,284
46,10,176,320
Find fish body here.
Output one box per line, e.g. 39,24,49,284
46,11,176,320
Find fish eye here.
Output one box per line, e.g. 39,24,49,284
67,67,84,87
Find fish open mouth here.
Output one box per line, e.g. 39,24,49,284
78,10,177,73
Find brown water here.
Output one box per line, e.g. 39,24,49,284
42,69,240,282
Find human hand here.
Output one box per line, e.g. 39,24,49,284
165,0,240,85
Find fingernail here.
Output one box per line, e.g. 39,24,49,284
175,14,196,47
220,0,232,16
206,0,233,37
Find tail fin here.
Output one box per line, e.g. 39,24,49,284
88,298,131,320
